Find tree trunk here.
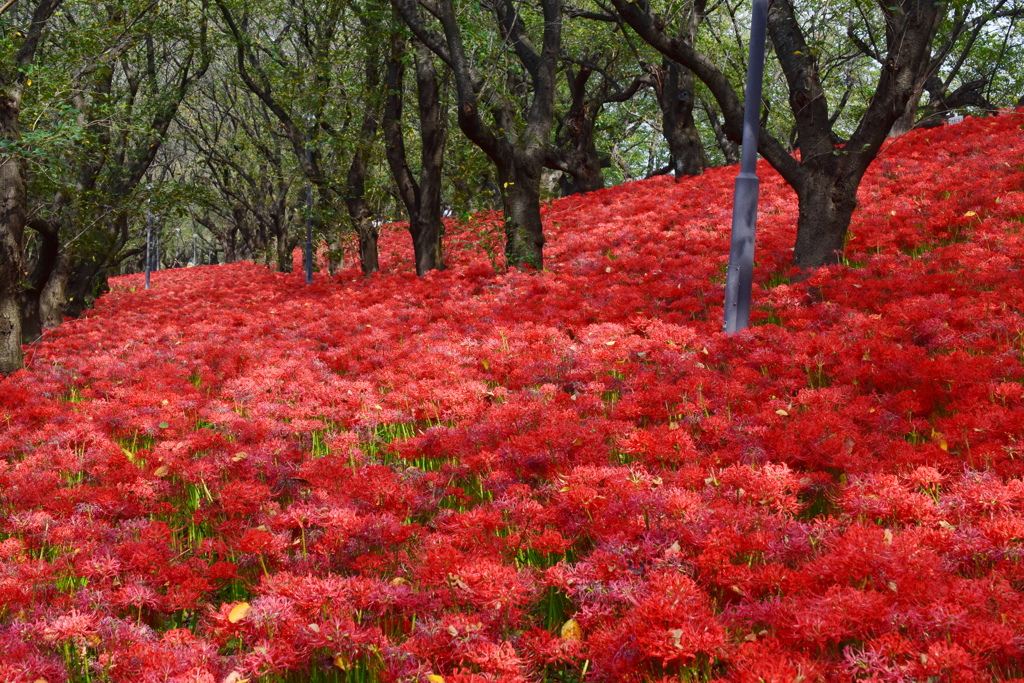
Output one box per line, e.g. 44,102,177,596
1,0,65,368
553,131,605,195
411,42,445,274
611,0,941,273
560,159,605,195
39,250,69,329
231,206,253,262
0,92,26,374
21,219,59,342
21,292,41,343
384,33,446,276
357,220,379,275
344,32,382,276
889,78,928,137
544,64,642,196
556,67,606,194
64,258,108,319
702,100,740,165
0,293,20,375
502,152,545,270
274,225,294,274
410,215,442,275
792,171,859,269
219,229,238,264
393,0,560,273
272,188,292,273
655,60,707,176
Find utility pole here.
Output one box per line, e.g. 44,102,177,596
145,200,153,289
304,113,315,285
723,0,768,334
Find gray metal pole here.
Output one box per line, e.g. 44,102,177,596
723,0,769,334
145,203,152,290
304,126,314,285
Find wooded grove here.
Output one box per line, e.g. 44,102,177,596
2,0,1022,373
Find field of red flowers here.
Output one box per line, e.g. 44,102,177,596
2,112,1024,683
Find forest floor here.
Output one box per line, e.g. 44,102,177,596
2,112,1024,683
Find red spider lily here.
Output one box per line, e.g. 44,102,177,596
1,112,1024,680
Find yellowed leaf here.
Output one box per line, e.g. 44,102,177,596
427,676,446,683
560,618,583,641
232,452,248,462
964,210,977,217
333,655,350,671
227,602,251,624
153,465,169,478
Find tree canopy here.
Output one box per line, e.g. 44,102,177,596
1,0,1022,372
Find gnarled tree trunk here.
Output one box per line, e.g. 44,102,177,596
612,0,945,272
550,66,606,195
500,151,546,269
0,91,26,374
21,218,59,342
2,0,64,372
791,171,860,268
384,33,446,275
394,0,562,272
654,59,707,177
346,35,383,276
39,250,69,329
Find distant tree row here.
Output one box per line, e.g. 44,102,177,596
2,0,1022,373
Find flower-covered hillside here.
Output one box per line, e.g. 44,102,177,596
2,113,1024,682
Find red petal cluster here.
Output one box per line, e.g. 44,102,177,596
2,112,1024,681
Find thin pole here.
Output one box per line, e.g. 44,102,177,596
145,203,152,289
723,0,768,334
304,132,314,285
